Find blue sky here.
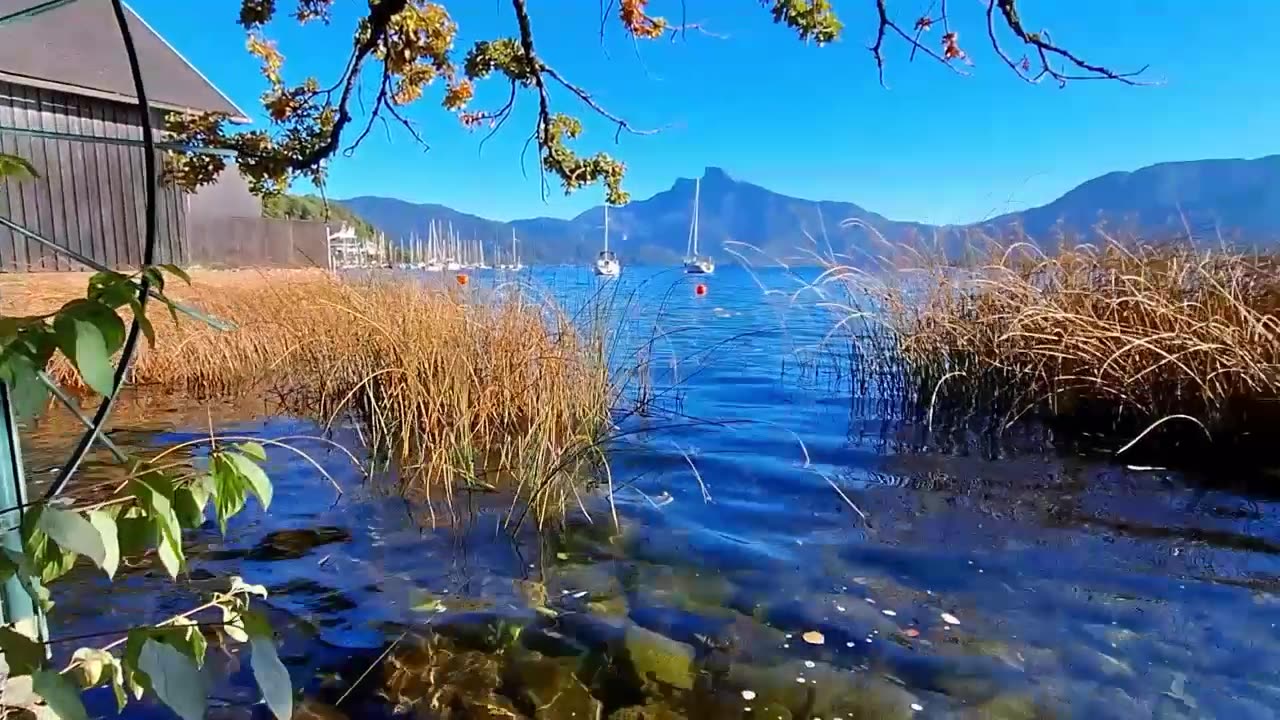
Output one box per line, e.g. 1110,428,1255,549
132,1,1279,224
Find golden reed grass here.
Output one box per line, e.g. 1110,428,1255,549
816,233,1280,455
6,269,612,524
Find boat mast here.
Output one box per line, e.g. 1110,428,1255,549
691,178,701,257
603,205,610,253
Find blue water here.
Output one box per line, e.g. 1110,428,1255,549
25,266,1280,719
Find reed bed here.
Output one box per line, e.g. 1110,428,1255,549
817,235,1280,456
11,270,613,524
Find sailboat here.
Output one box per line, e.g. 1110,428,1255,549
682,177,714,274
445,222,461,271
508,228,523,271
425,221,443,272
593,204,621,277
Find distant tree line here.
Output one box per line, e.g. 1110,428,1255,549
262,194,378,238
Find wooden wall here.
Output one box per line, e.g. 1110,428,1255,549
0,81,322,272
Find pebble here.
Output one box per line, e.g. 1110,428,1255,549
941,612,961,625
804,660,816,668
911,703,924,711
882,609,897,617
802,630,825,645
741,690,757,701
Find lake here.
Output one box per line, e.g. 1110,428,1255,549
22,265,1280,719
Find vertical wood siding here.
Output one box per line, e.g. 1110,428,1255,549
0,82,329,272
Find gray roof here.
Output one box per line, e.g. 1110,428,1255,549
0,0,249,121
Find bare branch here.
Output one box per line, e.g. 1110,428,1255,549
539,65,659,139
990,0,1151,87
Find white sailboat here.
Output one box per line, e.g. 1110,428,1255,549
594,204,621,277
682,177,714,274
425,221,443,272
509,228,524,271
445,221,461,271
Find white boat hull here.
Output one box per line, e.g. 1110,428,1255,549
594,259,621,277
683,259,714,275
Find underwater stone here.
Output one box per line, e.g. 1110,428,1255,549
505,649,603,720
620,625,697,691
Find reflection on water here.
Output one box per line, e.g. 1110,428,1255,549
23,267,1280,719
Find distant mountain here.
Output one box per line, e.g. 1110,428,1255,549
979,155,1280,245
340,156,1280,264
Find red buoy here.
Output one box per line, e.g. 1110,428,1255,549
695,283,707,296
456,273,469,286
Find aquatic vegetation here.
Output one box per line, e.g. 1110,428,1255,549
815,234,1280,458
8,269,615,525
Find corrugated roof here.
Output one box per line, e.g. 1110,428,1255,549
0,0,249,121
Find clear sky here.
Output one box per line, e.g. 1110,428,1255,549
131,1,1279,225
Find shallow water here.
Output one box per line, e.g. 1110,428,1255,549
21,266,1280,719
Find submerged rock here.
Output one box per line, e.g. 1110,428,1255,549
726,660,917,720
248,527,351,560
505,649,603,720
293,699,349,720
608,702,687,720
621,625,697,692
962,693,1058,720
380,633,520,719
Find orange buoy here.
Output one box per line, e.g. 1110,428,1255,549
456,273,469,286
695,283,707,296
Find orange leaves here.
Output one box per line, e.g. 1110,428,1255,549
942,31,969,63
443,79,474,112
247,34,284,86
619,0,667,39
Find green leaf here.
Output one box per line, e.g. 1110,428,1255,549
135,310,156,348
36,508,106,574
0,548,50,610
130,475,180,544
0,153,38,180
31,669,88,720
0,626,44,675
221,605,248,643
160,264,191,285
122,630,150,696
116,515,158,557
137,638,206,720
173,488,206,529
237,441,268,463
112,672,129,711
58,299,126,354
23,519,79,586
140,267,165,293
0,351,50,420
156,521,183,579
87,510,120,579
53,313,115,396
129,475,184,578
71,647,115,686
87,272,136,310
211,457,247,535
227,451,272,510
245,611,292,720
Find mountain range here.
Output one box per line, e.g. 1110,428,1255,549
338,155,1280,264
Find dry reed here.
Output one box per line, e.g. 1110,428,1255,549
10,270,613,524
816,233,1280,456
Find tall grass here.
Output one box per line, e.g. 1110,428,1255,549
16,270,614,525
814,233,1280,456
